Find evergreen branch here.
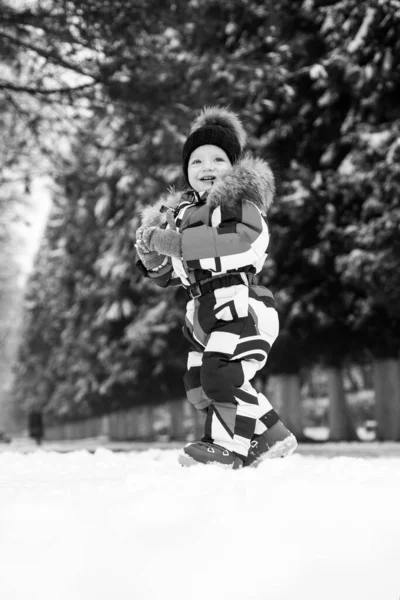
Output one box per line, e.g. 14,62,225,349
348,7,376,54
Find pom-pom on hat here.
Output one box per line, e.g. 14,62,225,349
182,106,247,184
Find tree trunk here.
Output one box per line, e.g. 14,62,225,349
169,399,187,440
136,405,154,441
124,409,138,440
372,358,400,441
327,366,358,441
101,414,110,439
360,363,373,390
0,302,24,433
269,374,305,440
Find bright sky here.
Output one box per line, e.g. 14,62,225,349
11,177,53,288
0,447,399,600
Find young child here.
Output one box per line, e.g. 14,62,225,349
136,106,297,468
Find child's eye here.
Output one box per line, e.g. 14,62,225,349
215,157,225,162
191,159,200,165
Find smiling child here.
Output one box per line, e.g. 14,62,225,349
136,107,297,468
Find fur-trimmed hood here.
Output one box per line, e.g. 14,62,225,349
139,190,182,229
140,153,275,229
207,153,274,213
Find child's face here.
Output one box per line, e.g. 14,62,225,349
187,144,232,192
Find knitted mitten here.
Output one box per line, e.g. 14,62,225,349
142,227,182,259
136,227,167,270
136,243,167,270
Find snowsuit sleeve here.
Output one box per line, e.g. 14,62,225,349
180,200,269,272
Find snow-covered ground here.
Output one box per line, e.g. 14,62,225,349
1,447,399,600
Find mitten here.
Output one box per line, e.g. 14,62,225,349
142,227,182,259
136,243,167,270
135,228,167,270
136,227,151,252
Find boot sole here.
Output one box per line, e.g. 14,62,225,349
178,452,242,469
249,434,298,468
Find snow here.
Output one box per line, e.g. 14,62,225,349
309,64,328,80
338,153,357,177
360,129,392,150
347,7,376,54
1,446,399,600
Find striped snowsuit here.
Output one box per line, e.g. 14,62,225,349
183,281,279,458
138,161,282,459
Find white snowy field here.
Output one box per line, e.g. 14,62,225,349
0,448,399,600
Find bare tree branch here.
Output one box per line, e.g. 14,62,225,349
0,30,99,81
0,80,98,95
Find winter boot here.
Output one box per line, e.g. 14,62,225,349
243,421,298,467
179,441,244,469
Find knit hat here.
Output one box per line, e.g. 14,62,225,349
182,106,247,184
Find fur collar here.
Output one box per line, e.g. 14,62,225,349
207,153,274,213
140,153,274,228
139,191,181,229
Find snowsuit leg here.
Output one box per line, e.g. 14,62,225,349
183,284,283,459
183,350,211,412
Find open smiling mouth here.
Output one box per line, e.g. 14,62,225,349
200,176,216,182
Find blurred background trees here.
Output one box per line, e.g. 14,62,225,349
1,0,399,440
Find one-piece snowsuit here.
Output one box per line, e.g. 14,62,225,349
137,156,283,459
